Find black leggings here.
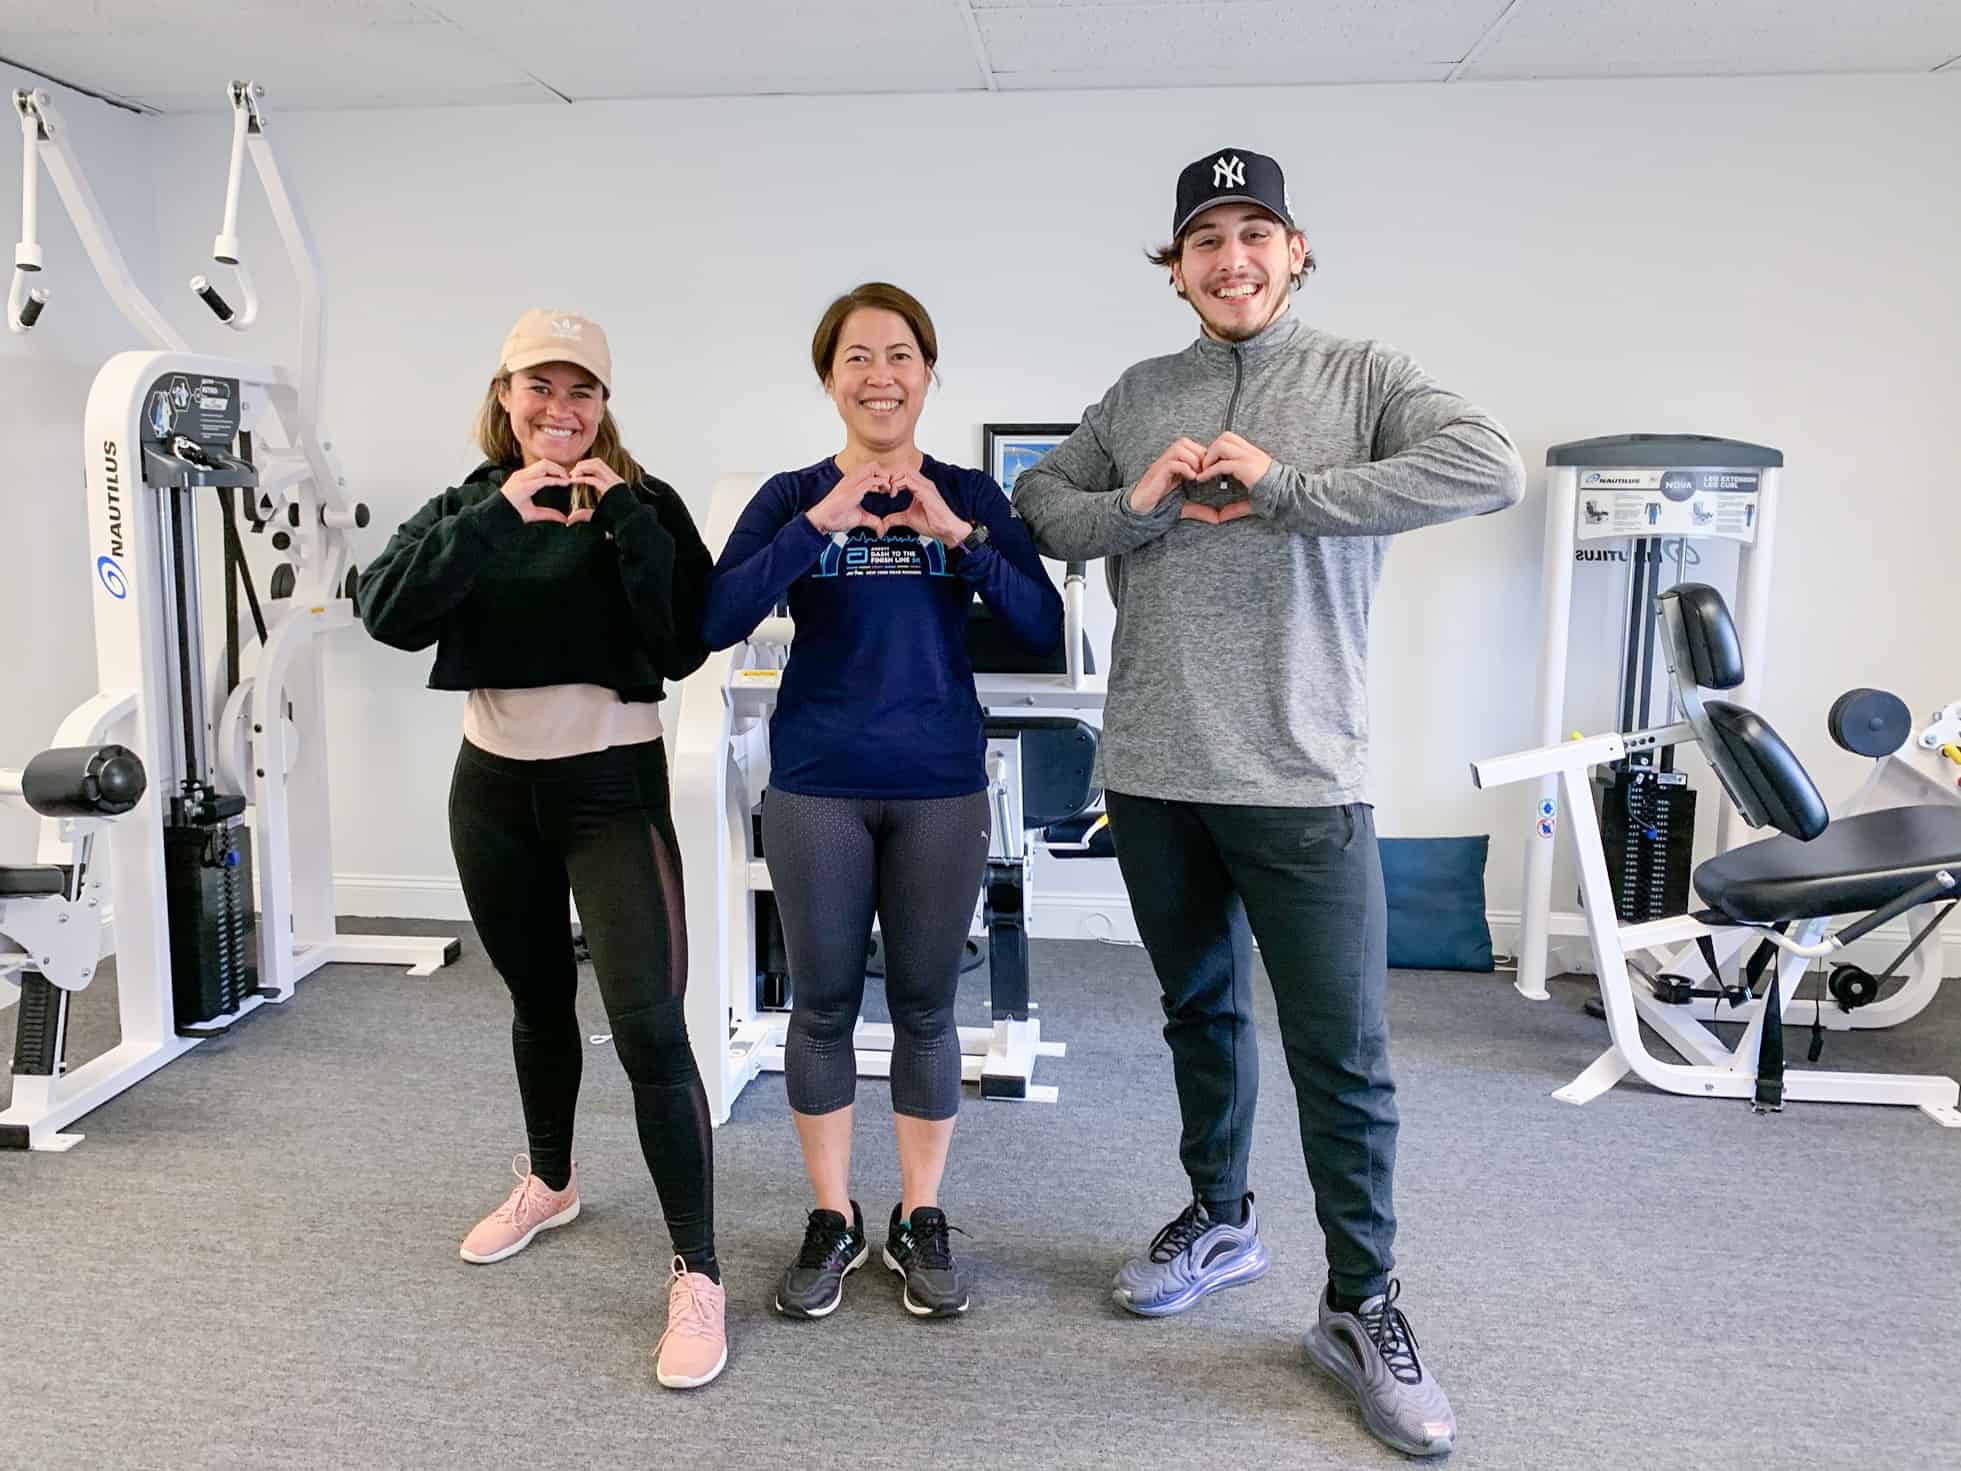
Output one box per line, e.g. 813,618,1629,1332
448,737,714,1273
762,787,991,1121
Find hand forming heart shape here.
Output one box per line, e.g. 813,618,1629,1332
806,462,973,544
1179,499,1254,525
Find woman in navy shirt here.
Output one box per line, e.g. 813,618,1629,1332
704,282,1061,1320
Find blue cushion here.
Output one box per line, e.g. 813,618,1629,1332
1380,836,1493,972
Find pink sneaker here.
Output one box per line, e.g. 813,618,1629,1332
655,1256,728,1389
459,1155,580,1264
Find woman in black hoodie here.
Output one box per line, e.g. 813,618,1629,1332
359,309,726,1390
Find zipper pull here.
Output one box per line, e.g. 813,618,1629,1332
1218,346,1244,492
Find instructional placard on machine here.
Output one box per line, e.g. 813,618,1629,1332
142,372,243,447
1575,469,1760,545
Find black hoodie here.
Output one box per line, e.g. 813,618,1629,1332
358,461,711,703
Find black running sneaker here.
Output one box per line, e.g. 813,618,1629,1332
882,1203,970,1318
775,1202,868,1318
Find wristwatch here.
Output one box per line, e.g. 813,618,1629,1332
958,523,991,553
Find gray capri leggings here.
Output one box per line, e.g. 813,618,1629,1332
762,786,992,1120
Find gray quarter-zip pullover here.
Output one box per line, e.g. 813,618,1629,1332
1013,309,1525,806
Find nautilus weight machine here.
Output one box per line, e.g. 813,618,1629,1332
1,83,455,1151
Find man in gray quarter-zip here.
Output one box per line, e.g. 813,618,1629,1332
1013,147,1524,1460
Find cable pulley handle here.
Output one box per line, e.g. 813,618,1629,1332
9,90,47,332
189,80,262,329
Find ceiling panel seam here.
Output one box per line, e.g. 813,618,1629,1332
417,2,573,102
0,51,158,115
1445,0,1530,83
955,0,1001,90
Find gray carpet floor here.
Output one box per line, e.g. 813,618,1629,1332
3,922,1958,1471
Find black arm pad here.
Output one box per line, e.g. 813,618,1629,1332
1663,583,1746,689
21,744,148,817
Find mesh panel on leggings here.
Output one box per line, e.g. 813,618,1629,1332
763,787,990,1120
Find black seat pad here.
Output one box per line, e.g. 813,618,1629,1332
0,865,67,897
1693,804,1961,923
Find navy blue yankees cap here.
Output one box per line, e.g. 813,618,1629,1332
1172,148,1295,238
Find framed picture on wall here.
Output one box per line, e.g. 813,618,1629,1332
983,422,1076,495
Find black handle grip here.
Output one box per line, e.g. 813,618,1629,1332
193,278,234,322
1836,871,1959,947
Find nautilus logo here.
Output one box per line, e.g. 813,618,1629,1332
96,554,128,599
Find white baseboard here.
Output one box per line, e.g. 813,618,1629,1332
5,881,1951,1018
1034,897,1958,975
334,873,475,922
331,873,1151,942
1027,891,1142,944
319,878,1955,976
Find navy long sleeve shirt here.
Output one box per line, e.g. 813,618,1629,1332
704,454,1063,798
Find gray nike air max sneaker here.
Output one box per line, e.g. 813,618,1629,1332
1304,1279,1456,1457
1112,1194,1271,1316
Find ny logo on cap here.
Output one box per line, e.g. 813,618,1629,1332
1212,154,1245,189
549,316,583,339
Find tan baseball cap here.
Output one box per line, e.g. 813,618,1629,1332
499,308,613,393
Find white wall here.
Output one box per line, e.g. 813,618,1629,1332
104,72,1961,933
0,69,161,857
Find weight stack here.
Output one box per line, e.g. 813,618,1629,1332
164,820,259,1029
1591,765,1696,922
755,889,791,1011
10,974,66,1078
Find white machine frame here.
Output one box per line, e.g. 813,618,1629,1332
1514,448,1778,1001
1,84,452,1151
1474,724,1960,1127
1512,440,1961,1043
671,475,1098,1124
